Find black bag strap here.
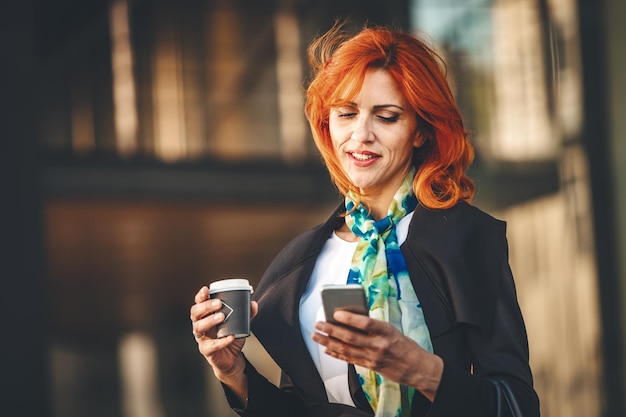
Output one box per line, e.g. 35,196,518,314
492,379,523,417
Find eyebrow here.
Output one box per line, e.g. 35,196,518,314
373,104,405,111
342,102,406,111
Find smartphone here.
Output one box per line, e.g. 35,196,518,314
321,284,368,325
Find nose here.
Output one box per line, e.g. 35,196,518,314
350,115,373,143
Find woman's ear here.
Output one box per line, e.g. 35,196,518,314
413,130,426,148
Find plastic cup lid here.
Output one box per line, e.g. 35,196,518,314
209,278,253,294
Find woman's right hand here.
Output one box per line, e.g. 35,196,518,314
190,286,258,401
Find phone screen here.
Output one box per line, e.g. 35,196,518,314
321,284,368,325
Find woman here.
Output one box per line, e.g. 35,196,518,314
190,23,540,417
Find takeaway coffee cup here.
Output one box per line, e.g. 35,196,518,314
209,278,254,339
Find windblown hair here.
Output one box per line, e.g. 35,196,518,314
304,23,475,209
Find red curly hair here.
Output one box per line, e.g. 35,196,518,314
305,23,474,210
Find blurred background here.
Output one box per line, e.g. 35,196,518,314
1,0,624,416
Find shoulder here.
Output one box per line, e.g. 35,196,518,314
412,200,505,231
408,201,507,251
404,201,509,332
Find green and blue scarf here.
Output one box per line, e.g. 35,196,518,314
345,167,433,417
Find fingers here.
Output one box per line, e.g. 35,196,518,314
190,297,223,323
312,312,376,356
191,288,258,341
190,286,226,340
312,314,403,367
192,310,225,339
313,320,371,354
197,334,236,357
195,286,209,304
190,287,252,383
332,310,386,334
312,328,371,365
313,317,370,365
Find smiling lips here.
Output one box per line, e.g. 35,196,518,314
348,150,379,166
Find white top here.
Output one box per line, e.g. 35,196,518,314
299,212,414,406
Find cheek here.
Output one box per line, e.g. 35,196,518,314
329,125,346,152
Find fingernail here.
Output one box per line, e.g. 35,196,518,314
334,311,346,321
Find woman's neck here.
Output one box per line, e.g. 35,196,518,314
358,177,406,219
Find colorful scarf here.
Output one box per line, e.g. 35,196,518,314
345,167,433,417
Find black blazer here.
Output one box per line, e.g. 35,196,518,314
224,202,540,417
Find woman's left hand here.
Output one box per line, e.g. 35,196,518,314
312,311,443,401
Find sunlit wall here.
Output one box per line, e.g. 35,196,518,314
411,1,601,416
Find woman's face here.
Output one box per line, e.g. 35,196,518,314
329,69,419,202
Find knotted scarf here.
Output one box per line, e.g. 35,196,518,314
345,167,434,417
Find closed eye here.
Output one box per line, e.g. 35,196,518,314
335,106,357,119
377,115,399,123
